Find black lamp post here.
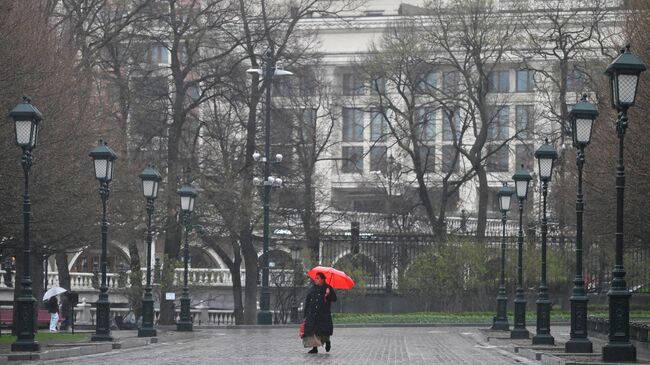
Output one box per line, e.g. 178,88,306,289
492,182,514,331
532,139,557,345
138,165,162,337
247,49,292,325
89,140,118,342
176,183,197,332
511,164,532,339
565,95,598,353
9,97,42,352
290,244,301,324
602,45,646,362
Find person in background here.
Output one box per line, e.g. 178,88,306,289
302,272,337,354
47,295,59,333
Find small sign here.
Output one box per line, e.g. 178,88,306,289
165,292,176,300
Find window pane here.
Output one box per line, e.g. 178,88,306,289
443,109,461,141
443,71,459,94
517,70,534,92
370,109,388,142
488,106,509,140
370,146,387,173
342,146,364,173
486,145,509,172
489,71,510,93
515,144,534,171
342,73,365,95
442,145,459,174
416,70,437,93
417,145,435,173
370,76,386,95
342,108,364,142
416,107,436,140
515,105,534,139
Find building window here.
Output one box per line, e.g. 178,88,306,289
566,69,587,92
342,73,365,96
416,70,437,93
370,109,388,142
516,70,535,92
370,146,387,173
417,145,435,173
416,107,436,141
515,105,534,140
151,44,169,64
489,70,510,93
488,106,509,140
515,144,534,171
342,146,364,173
442,71,459,95
298,108,317,142
442,145,459,174
442,109,461,141
369,75,386,95
342,108,364,142
486,144,509,172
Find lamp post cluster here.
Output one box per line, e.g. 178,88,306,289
488,45,646,363
247,48,292,325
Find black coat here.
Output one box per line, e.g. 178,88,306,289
47,297,58,314
303,284,337,336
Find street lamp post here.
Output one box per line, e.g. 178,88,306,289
566,95,599,353
290,244,301,324
9,97,42,352
138,165,162,337
492,183,514,331
176,183,197,332
89,140,118,342
602,45,646,362
247,48,292,325
511,165,532,339
532,139,557,345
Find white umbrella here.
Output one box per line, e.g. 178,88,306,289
43,287,67,301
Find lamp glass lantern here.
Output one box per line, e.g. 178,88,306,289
139,165,162,199
512,165,533,200
605,45,647,110
178,184,197,213
498,183,514,212
569,94,599,147
89,141,118,182
534,140,558,181
9,97,43,149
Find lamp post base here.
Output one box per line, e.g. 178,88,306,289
257,310,272,325
176,296,193,332
566,338,593,353
92,295,113,342
11,340,40,352
602,342,636,362
510,328,530,339
491,295,509,331
176,321,193,332
532,333,555,345
511,298,528,339
491,318,509,331
138,328,157,337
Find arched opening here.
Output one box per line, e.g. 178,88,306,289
70,244,130,273
188,246,221,268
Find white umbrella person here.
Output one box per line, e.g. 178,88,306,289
43,287,66,332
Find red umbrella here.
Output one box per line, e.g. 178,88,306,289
307,266,355,290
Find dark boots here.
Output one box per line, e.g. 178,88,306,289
308,347,318,354
325,341,331,352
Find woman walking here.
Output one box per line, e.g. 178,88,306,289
47,295,59,332
303,272,337,354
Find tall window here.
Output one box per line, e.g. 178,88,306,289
416,107,436,141
442,71,459,95
342,146,363,173
370,146,387,173
342,108,364,142
298,108,317,143
151,44,169,64
488,106,509,140
489,70,510,93
486,144,509,172
516,70,535,92
515,105,534,139
417,145,435,173
342,73,365,96
370,109,388,142
515,144,534,171
369,76,386,95
416,70,437,93
443,109,461,141
442,145,459,174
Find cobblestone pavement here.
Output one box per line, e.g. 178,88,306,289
35,327,537,365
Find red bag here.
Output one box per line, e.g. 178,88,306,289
299,319,305,338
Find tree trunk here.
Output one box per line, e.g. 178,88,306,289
128,240,143,318
240,230,258,324
55,253,71,290
476,166,489,240
230,258,244,325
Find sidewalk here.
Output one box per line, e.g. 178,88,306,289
481,325,650,365
0,328,204,363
